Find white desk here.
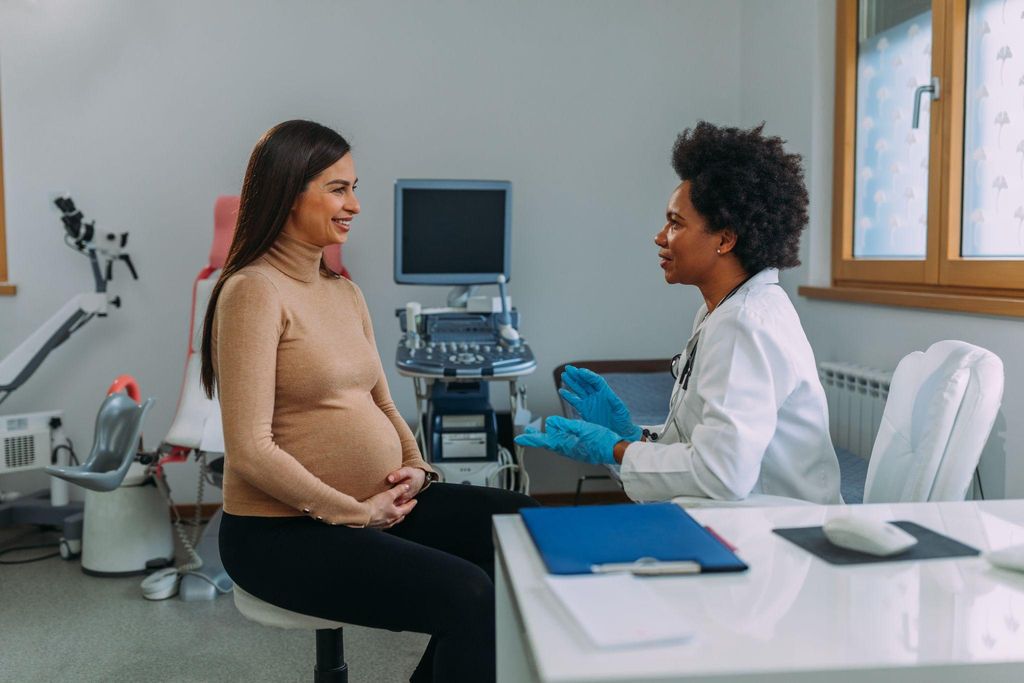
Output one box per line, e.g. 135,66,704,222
494,500,1024,683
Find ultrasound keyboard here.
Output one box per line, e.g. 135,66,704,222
395,310,536,378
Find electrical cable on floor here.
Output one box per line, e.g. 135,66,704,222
0,532,61,565
144,451,233,598
155,452,206,573
180,568,233,594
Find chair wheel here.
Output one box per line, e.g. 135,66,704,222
59,537,81,560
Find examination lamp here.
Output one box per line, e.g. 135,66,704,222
53,195,139,285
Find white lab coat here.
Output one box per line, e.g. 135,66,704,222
620,269,842,504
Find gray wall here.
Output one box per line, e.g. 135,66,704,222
0,0,742,499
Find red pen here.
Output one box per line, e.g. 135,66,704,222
704,525,738,552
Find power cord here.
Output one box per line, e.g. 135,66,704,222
143,451,230,599
0,543,60,564
489,446,530,494
52,439,79,466
0,530,61,565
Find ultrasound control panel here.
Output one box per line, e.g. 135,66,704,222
395,310,536,378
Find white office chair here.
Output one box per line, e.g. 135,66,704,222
233,585,349,682
863,340,1003,503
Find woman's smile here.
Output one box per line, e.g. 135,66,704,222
332,216,352,233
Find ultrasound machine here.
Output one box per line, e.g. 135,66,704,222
393,179,535,492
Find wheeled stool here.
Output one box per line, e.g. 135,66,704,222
233,584,348,683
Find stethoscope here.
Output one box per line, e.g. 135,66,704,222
655,275,755,443
671,276,753,386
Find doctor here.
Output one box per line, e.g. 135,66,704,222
517,121,841,504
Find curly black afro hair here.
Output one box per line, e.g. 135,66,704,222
671,121,808,274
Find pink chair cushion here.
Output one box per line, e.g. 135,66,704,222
211,195,349,278
211,196,239,269
324,244,350,279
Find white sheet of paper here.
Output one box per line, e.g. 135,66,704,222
544,573,694,649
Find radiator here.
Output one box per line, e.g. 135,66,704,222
818,362,893,461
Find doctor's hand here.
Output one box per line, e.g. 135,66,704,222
514,416,622,466
559,365,642,440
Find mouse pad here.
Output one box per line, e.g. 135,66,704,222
772,521,980,565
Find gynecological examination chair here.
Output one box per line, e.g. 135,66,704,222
154,195,238,600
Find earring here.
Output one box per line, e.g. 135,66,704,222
716,248,721,255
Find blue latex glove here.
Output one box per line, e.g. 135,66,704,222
558,365,642,441
514,415,622,465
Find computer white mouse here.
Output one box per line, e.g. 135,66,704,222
822,517,918,557
985,543,1024,573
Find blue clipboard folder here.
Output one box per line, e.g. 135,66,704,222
520,502,748,575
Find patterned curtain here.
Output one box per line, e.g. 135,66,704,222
853,7,932,259
961,0,1024,257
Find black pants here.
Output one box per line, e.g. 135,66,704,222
220,483,539,683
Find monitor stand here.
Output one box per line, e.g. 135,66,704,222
446,285,477,308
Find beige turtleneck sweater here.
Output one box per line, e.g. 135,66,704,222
212,232,432,526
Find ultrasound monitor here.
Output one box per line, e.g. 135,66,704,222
394,179,512,285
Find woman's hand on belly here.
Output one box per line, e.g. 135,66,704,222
358,482,419,529
387,467,427,505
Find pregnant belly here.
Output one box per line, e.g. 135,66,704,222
274,404,407,502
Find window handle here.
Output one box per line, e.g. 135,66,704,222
912,77,940,129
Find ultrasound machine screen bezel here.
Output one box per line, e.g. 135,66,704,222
393,179,512,285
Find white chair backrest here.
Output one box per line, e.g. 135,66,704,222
163,271,225,452
863,340,1003,503
162,195,237,453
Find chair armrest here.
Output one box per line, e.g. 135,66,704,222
604,463,623,485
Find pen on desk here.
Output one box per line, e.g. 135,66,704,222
590,560,702,575
704,525,738,552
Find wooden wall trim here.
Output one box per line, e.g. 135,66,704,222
799,284,1024,318
0,96,12,295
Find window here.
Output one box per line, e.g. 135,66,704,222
801,0,1024,316
0,97,12,296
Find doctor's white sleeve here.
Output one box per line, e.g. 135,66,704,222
619,311,792,502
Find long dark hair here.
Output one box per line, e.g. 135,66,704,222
200,120,351,398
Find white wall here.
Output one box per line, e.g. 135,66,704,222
738,0,1019,499
0,0,744,499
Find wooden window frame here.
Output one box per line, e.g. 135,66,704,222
0,98,14,296
799,0,1024,317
